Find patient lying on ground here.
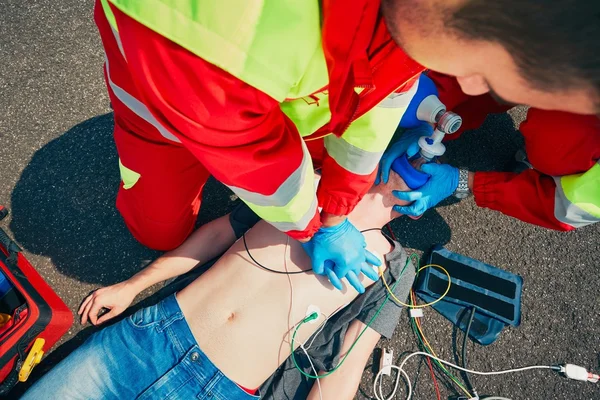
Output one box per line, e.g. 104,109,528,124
23,169,415,400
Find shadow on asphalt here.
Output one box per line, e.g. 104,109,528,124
9,113,236,286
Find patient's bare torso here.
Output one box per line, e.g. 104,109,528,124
176,220,392,388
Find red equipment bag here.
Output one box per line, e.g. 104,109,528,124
0,207,73,396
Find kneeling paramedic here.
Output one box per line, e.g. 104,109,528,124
380,72,600,231
95,0,428,293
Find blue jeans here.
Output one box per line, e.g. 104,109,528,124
22,294,260,400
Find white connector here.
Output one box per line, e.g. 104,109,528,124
409,308,424,318
561,364,600,383
380,348,394,376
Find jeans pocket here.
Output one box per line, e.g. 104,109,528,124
128,304,162,329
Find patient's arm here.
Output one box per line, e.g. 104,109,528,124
307,321,381,400
79,214,236,325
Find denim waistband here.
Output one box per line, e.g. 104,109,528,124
158,293,199,351
156,294,259,399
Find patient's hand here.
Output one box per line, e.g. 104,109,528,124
78,281,137,326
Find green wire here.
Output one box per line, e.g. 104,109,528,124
408,257,472,396
290,255,411,379
410,315,471,395
290,249,471,398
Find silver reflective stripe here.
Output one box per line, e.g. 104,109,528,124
324,134,383,175
111,25,126,59
266,195,318,232
228,142,312,207
553,176,600,228
104,54,181,143
376,77,419,109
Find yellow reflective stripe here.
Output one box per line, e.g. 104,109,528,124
109,0,322,102
340,99,408,153
324,135,383,175
234,156,316,230
261,196,318,232
100,0,118,31
119,159,140,190
554,162,600,227
228,144,312,207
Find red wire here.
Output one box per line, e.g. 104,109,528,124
425,356,442,400
386,223,397,241
411,291,442,400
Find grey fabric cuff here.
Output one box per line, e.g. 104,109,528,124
356,241,416,338
229,202,261,239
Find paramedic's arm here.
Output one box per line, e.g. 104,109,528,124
307,321,381,400
471,167,600,231
471,110,600,231
79,214,236,325
114,7,320,240
318,104,399,219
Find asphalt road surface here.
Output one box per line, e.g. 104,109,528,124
1,1,598,399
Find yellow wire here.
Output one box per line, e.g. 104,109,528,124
380,264,451,309
303,132,332,142
385,258,471,397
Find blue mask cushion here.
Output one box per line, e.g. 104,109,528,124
391,154,430,190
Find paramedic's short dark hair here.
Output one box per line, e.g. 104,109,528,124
447,0,600,96
382,0,600,99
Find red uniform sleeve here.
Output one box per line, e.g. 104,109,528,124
473,109,600,231
113,7,320,239
318,156,377,216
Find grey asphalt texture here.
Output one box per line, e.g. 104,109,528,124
0,1,598,399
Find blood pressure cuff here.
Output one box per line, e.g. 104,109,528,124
229,202,261,239
414,245,523,346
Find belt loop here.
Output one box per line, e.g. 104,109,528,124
156,311,184,332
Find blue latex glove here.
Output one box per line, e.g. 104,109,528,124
301,219,381,293
376,123,433,185
392,163,459,217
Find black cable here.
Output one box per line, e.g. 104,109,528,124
243,227,395,275
360,227,396,246
242,232,308,274
462,306,477,394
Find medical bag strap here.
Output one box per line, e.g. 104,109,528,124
0,214,31,396
0,324,42,396
0,226,21,266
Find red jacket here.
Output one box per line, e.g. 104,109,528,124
110,0,423,239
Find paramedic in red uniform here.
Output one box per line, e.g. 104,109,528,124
95,0,600,293
384,73,600,231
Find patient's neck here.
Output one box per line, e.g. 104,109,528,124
347,190,394,232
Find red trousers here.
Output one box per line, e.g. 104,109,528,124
96,3,327,250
